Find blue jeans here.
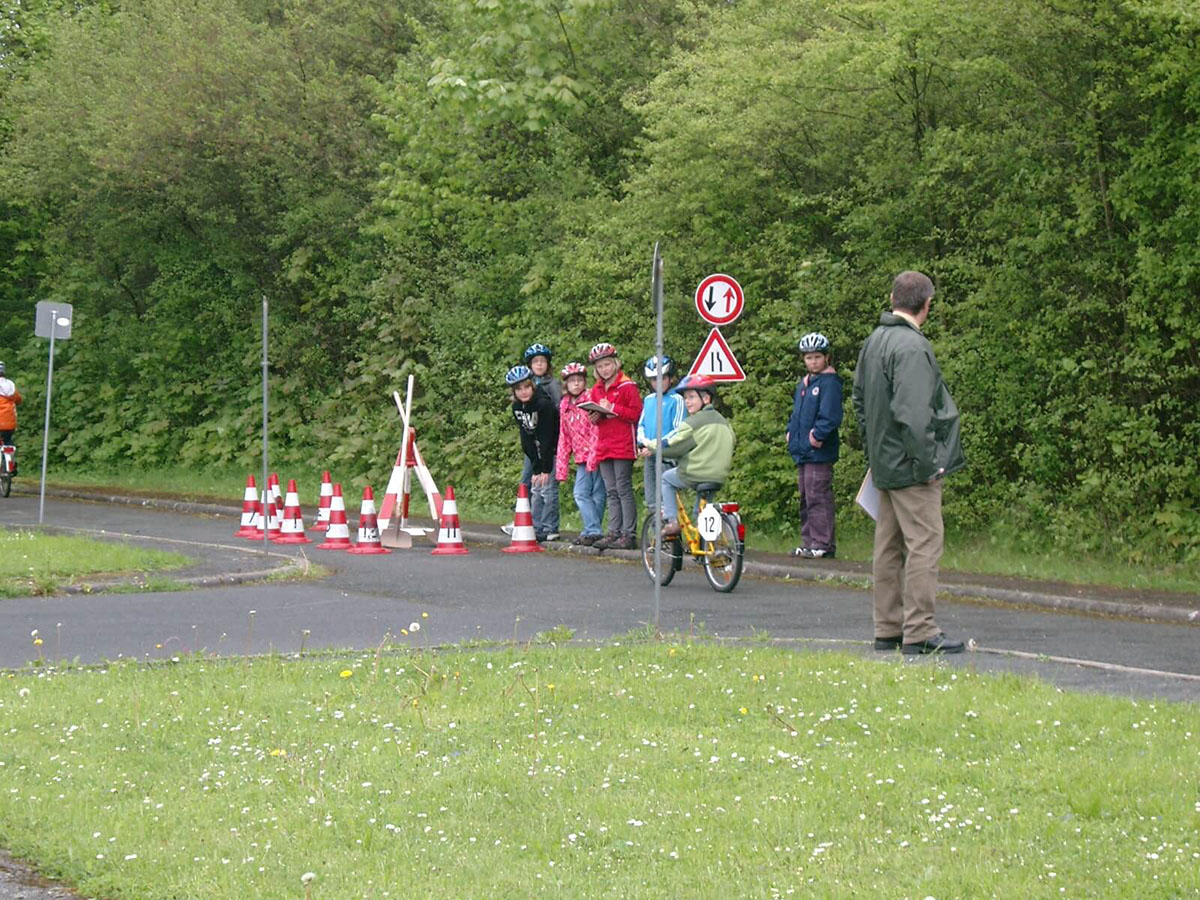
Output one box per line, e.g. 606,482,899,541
642,455,677,513
572,466,607,536
660,466,689,522
523,457,560,534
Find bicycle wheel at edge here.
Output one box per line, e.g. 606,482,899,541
702,512,743,593
639,513,677,586
0,473,10,498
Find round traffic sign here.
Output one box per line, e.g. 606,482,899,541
694,274,744,326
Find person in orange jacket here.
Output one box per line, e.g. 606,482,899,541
0,362,21,473
0,362,21,441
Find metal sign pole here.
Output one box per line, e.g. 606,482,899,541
37,313,57,526
261,295,270,554
651,243,664,628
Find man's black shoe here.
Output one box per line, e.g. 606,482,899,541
901,633,965,655
873,635,903,651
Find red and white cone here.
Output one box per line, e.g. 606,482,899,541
347,486,392,555
261,489,283,540
269,473,283,516
273,479,312,544
502,483,544,554
316,484,353,550
235,475,259,538
311,470,333,531
430,485,469,556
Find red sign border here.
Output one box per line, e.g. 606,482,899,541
688,327,746,382
694,274,745,326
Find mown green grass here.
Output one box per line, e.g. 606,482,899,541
0,531,191,597
1,643,1197,899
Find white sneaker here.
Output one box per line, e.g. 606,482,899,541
545,532,561,542
501,523,515,536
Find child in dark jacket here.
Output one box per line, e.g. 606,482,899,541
507,365,560,541
786,332,843,558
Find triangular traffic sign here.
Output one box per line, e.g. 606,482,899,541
688,328,746,381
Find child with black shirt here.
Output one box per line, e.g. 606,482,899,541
507,364,560,541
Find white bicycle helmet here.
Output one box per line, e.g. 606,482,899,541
797,332,830,353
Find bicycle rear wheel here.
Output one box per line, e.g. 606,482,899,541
702,512,743,593
640,513,679,586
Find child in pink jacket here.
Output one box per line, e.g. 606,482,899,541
556,362,607,546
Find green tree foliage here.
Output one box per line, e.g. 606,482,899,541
1,0,1196,558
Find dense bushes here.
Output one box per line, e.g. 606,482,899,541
1,0,1196,558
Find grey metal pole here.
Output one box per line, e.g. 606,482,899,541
262,295,270,554
651,244,664,627
38,312,57,526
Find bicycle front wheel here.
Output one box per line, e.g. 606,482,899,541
702,512,743,593
640,513,678,586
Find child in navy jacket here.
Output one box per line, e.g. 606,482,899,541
786,332,843,558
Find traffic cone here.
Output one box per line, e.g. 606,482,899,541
311,470,333,531
273,479,312,544
316,484,353,550
502,483,544,554
234,475,259,538
261,490,283,540
430,485,469,556
347,486,392,555
269,473,283,517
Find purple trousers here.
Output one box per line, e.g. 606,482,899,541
797,462,836,552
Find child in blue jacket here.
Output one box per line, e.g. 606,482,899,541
786,332,842,558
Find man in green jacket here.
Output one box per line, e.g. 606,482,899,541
853,270,966,655
642,375,735,537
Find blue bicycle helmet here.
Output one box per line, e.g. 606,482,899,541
643,355,674,379
523,343,553,363
505,365,533,386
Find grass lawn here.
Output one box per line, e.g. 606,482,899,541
1,642,1197,898
0,530,191,597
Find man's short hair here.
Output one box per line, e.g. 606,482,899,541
891,270,934,314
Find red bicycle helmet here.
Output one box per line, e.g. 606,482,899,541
560,361,588,378
677,374,718,396
588,342,618,363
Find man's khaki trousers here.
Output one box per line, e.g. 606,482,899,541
873,479,943,643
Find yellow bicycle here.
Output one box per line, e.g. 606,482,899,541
640,482,744,593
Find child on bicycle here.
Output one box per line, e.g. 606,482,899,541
637,354,686,513
641,375,735,537
586,342,643,550
556,361,606,545
0,362,21,469
786,332,842,558
507,364,560,542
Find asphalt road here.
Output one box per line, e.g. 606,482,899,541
2,494,1198,702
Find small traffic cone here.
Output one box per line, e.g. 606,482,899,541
347,486,392,555
261,490,283,540
431,485,469,556
311,470,333,531
269,473,283,516
316,484,353,550
273,479,312,544
502,483,544,553
234,475,259,538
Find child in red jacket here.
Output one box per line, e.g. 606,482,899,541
586,343,643,550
